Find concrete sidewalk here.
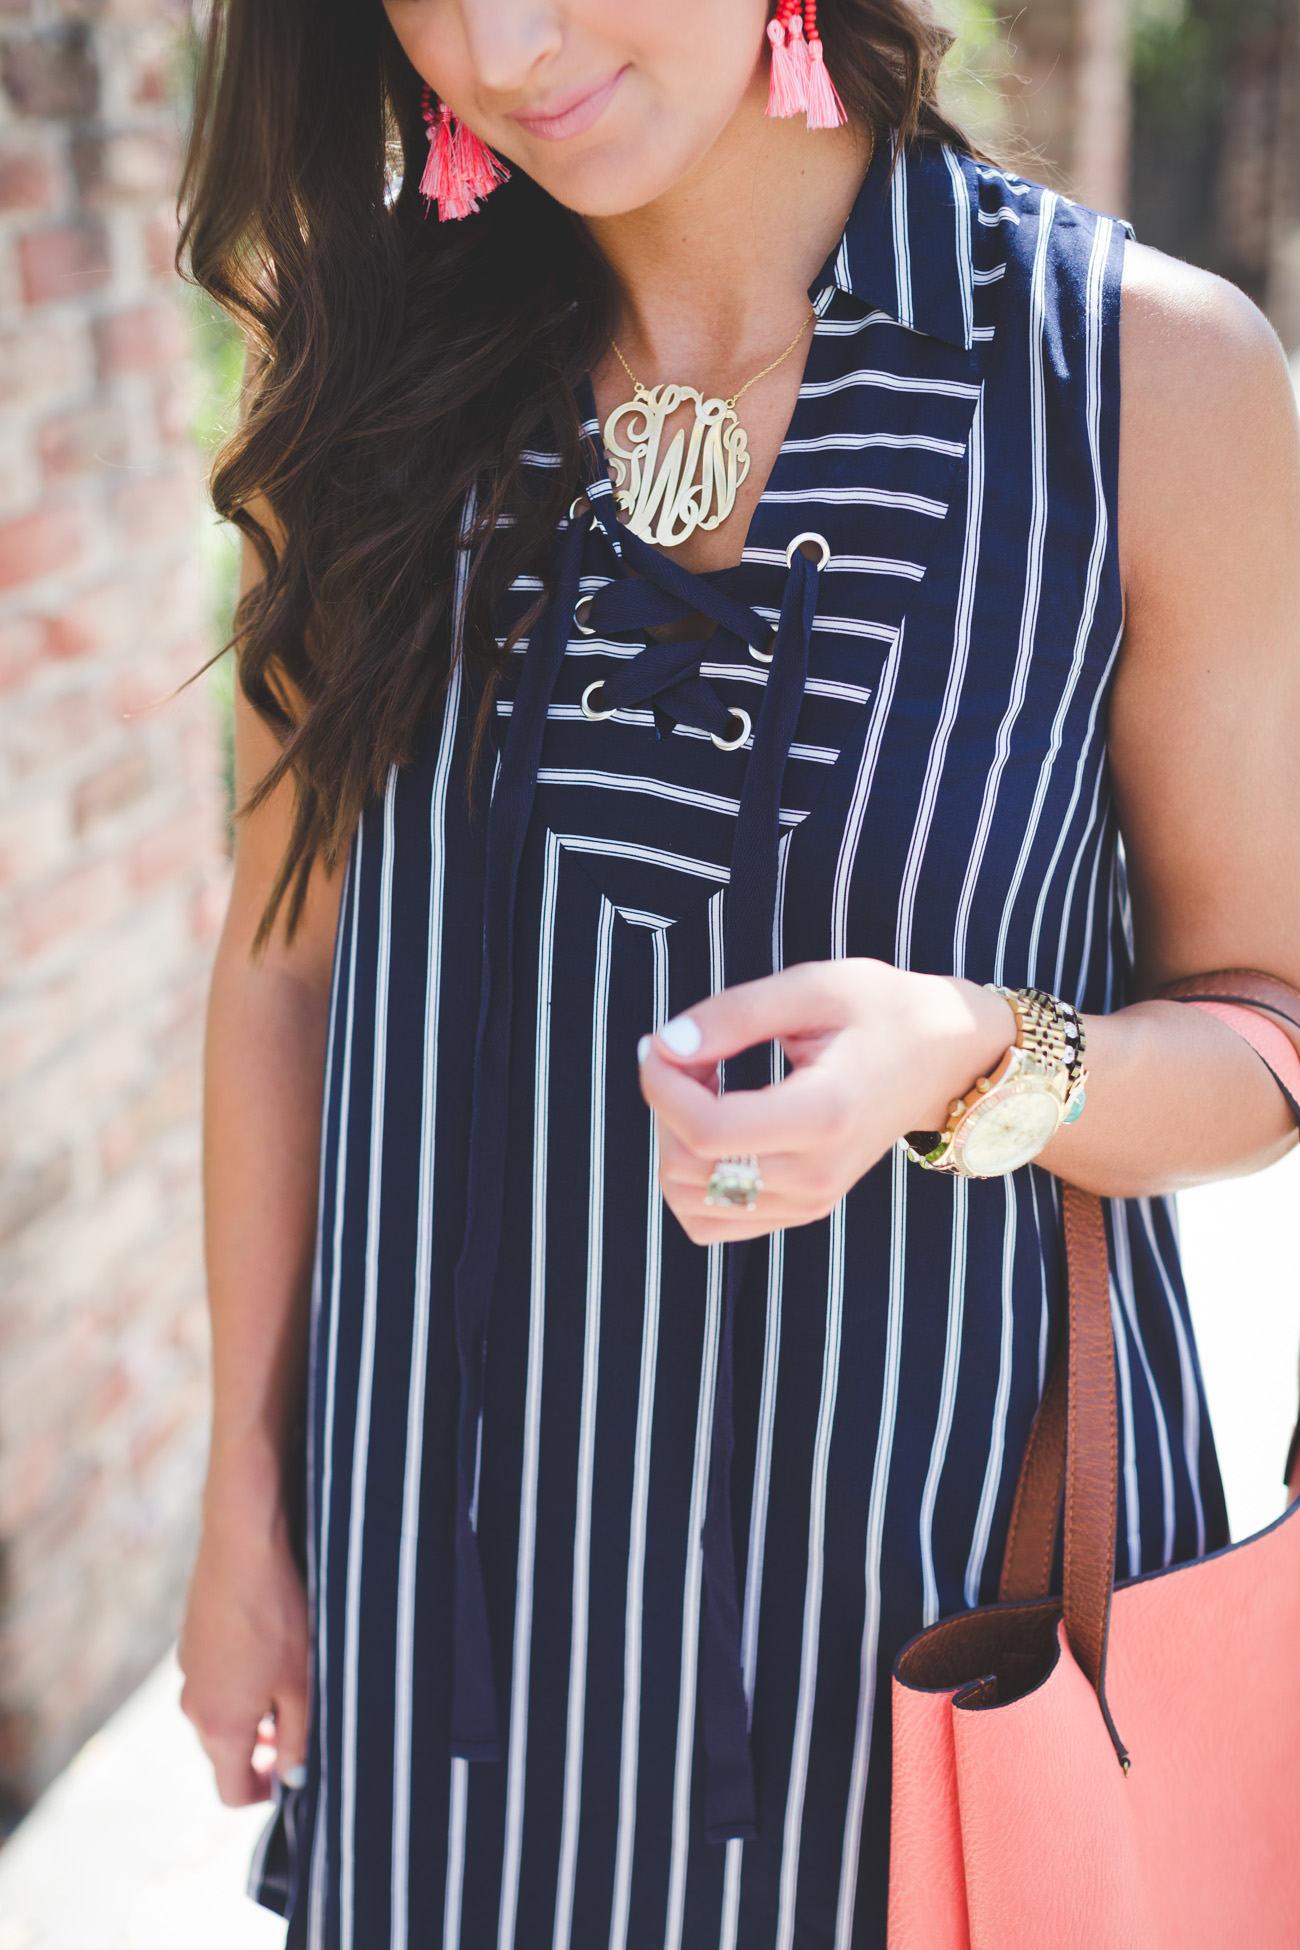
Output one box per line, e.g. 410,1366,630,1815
0,1151,1295,1947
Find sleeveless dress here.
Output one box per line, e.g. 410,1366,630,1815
255,140,1228,1950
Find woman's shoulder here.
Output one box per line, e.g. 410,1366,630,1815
1120,237,1290,416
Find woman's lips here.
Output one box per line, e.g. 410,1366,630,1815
511,67,627,142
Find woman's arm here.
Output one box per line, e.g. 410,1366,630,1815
639,247,1300,1240
180,545,344,1804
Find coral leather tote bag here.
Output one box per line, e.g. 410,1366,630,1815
888,973,1300,1950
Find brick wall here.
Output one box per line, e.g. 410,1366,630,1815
0,0,226,1807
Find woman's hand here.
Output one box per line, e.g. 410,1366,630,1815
179,1453,310,1807
638,958,1015,1244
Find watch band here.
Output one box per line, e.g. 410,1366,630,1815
903,985,1088,1174
989,985,1087,1092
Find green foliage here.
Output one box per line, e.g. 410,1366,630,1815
933,0,1013,153
183,283,244,836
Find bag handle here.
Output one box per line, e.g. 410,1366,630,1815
998,969,1300,1764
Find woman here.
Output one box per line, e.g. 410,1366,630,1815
177,2,1300,1945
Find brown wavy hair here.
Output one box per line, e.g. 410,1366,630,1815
179,1,971,938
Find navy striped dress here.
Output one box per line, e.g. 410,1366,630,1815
255,140,1228,1950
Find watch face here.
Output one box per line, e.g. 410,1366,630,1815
959,1088,1062,1176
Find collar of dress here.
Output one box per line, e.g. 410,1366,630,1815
809,134,980,353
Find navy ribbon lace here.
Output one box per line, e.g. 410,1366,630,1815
449,481,822,1842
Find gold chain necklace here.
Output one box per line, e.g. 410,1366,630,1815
602,307,816,549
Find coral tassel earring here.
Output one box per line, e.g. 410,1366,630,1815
419,85,509,222
802,0,847,129
765,0,846,130
766,0,809,117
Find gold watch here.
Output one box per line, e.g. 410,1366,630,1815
903,986,1089,1178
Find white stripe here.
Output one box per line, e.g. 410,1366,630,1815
919,1180,969,1624
607,925,672,1950
962,1177,1018,1607
1110,1201,1176,1565
443,1763,468,1950
777,643,902,1949
498,701,837,764
533,766,809,825
943,145,975,349
393,501,471,1950
664,893,727,1950
1029,618,1124,989
814,306,895,331
978,205,1022,226
894,391,984,973
834,1146,909,1950
952,192,1058,975
551,898,619,1950
696,661,872,706
799,369,981,401
775,1186,847,1950
391,674,461,1945
891,139,913,329
778,431,966,457
290,845,347,1900
743,545,927,578
1049,722,1110,1002
557,833,729,883
1110,1268,1142,1577
995,218,1115,985
1139,1197,1206,1555
752,606,897,647
756,485,947,516
339,771,398,1950
1030,1170,1053,1396
718,838,793,1950
971,264,1006,283
497,828,565,1950
306,846,361,1950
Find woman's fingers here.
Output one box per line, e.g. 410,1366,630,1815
272,1677,310,1789
640,1041,858,1160
648,962,857,1073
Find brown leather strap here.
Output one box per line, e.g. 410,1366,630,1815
1059,1186,1120,1702
1159,968,1300,1052
996,969,1300,1758
998,1341,1067,1603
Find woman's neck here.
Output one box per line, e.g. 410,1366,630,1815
584,72,871,390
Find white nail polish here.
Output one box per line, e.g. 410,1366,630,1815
281,1763,307,1791
637,1035,652,1064
660,1014,702,1057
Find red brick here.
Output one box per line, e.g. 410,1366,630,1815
19,222,112,307
155,376,189,444
0,30,98,119
0,322,90,405
0,504,90,591
74,130,177,203
100,1065,194,1179
41,578,138,663
0,149,55,213
73,748,153,832
38,401,129,480
191,865,231,940
18,858,118,956
143,211,177,282
5,686,99,774
129,803,214,891
112,467,197,545
94,302,184,377
0,615,42,692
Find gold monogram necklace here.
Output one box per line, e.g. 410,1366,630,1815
602,307,816,549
